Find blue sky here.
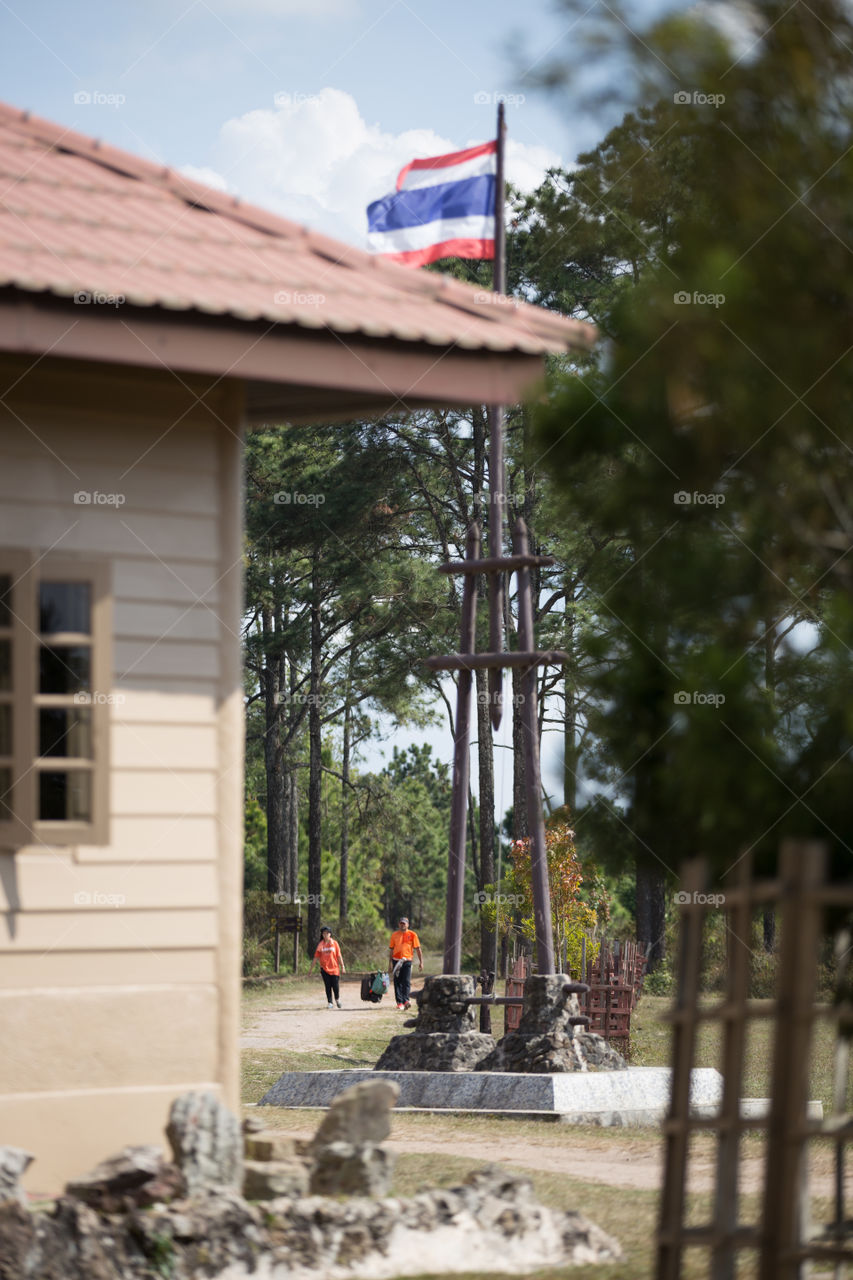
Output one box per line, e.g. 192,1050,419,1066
0,0,620,245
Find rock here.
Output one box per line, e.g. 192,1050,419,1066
65,1145,184,1213
0,1146,33,1207
245,1131,311,1162
309,1142,394,1197
0,1199,36,1278
0,1155,622,1277
166,1091,243,1196
243,1159,310,1200
478,975,626,1074
375,975,496,1071
516,975,580,1035
573,1031,628,1071
377,1030,497,1071
312,1079,400,1149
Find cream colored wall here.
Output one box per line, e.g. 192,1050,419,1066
0,360,245,1192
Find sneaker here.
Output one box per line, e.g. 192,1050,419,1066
397,1002,405,1010
404,1001,411,1010
327,1001,334,1009
336,1000,342,1009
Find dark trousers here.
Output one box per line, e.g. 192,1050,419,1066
321,970,340,1002
393,960,412,1004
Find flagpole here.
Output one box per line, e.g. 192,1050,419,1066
487,101,507,734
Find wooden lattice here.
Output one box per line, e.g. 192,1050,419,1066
656,840,853,1279
504,953,531,1031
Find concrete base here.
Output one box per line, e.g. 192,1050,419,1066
259,1067,726,1125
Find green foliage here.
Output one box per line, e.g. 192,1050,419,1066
532,0,853,886
243,793,267,893
481,815,608,974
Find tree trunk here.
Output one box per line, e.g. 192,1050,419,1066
284,766,298,899
512,667,528,840
262,606,287,895
476,666,496,978
563,576,578,814
636,860,667,970
763,908,776,952
339,657,353,924
762,617,776,954
307,560,323,948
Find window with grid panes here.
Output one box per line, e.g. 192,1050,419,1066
0,557,109,845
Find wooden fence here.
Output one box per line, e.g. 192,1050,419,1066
657,840,853,1280
579,937,647,1054
502,939,647,1050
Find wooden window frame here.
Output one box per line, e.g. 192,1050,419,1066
0,553,111,848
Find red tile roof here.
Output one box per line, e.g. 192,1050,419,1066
0,102,594,358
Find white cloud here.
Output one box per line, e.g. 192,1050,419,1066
179,164,233,192
196,89,563,248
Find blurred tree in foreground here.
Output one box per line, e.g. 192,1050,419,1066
536,0,853,884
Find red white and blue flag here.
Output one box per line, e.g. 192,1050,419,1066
367,139,497,268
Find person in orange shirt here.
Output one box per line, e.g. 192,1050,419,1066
388,916,423,1009
309,926,346,1008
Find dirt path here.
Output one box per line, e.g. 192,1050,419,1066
241,979,405,1051
242,984,845,1198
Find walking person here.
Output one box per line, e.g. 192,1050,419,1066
309,926,345,1008
388,916,423,1009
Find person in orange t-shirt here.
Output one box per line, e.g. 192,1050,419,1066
309,926,346,1008
388,916,422,1009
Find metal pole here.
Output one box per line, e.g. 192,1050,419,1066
443,523,481,973
512,516,555,973
487,101,507,732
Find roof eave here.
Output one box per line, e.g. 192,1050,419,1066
0,293,568,416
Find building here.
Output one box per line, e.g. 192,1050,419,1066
0,101,594,1190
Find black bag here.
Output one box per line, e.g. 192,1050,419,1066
360,972,382,1004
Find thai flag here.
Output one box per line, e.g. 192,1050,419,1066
367,140,497,268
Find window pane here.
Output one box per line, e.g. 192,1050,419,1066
0,704,11,757
39,645,90,694
39,771,91,822
39,707,92,759
0,766,11,822
0,575,11,628
39,583,91,635
0,640,9,692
